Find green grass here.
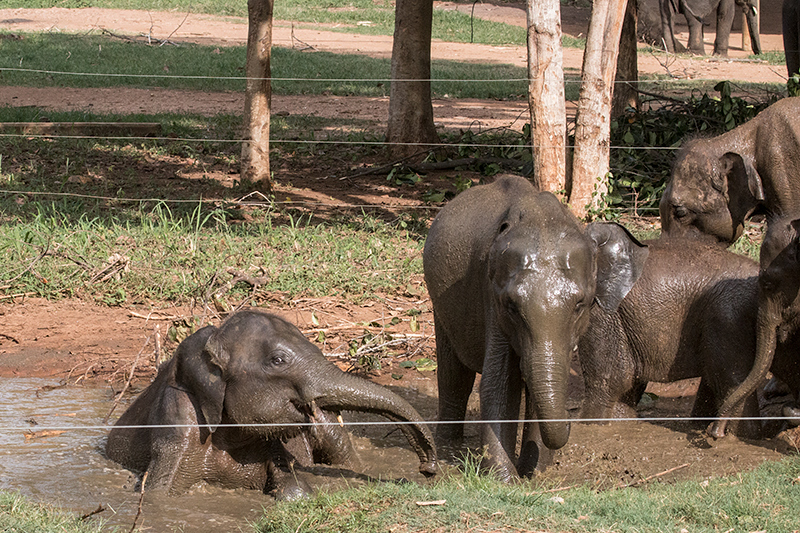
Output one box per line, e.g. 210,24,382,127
0,0,582,48
0,491,109,532
257,454,800,533
0,33,532,99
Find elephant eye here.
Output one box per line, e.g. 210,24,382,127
269,354,287,366
673,205,689,219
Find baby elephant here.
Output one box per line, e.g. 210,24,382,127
105,310,437,499
579,237,769,437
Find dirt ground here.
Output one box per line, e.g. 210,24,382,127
2,3,800,493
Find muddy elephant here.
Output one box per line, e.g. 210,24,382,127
659,0,761,56
105,311,437,499
660,97,800,246
423,175,649,481
785,0,800,76
579,237,771,437
709,215,800,438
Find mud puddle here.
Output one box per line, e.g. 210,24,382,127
0,378,439,532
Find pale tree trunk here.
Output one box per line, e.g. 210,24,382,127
612,0,639,118
386,0,439,160
241,0,273,191
527,0,567,195
569,0,629,218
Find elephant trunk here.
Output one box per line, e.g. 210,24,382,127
709,298,777,438
521,344,571,450
743,2,762,55
309,365,437,476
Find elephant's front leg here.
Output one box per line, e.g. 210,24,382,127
686,14,706,54
267,440,313,501
712,0,736,56
478,335,523,482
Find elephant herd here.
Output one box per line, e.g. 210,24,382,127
105,96,800,499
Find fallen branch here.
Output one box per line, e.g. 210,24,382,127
624,463,690,488
103,333,151,424
79,504,106,521
129,471,149,533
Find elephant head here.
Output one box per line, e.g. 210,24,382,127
483,194,649,453
660,141,764,245
709,216,800,438
173,311,437,476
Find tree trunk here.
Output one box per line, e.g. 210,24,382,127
527,0,567,195
386,0,439,160
569,0,629,218
612,0,639,118
240,0,273,191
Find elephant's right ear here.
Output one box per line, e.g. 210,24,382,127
174,326,228,433
720,151,764,209
586,222,649,312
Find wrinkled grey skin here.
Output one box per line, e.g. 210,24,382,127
709,216,800,438
423,175,649,481
660,97,800,246
785,0,800,77
580,238,772,437
659,0,760,56
106,311,437,499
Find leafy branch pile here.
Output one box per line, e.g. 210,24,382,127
604,82,778,217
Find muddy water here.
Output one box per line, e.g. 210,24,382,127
0,379,433,533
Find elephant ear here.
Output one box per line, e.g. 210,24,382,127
585,222,649,312
720,151,764,207
174,325,229,433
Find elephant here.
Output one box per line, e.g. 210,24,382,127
579,237,770,437
709,215,800,438
105,310,437,499
660,97,800,246
422,175,649,481
785,0,800,77
659,0,761,56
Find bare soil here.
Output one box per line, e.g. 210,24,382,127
1,4,799,493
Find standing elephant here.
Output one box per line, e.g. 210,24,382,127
660,97,800,246
423,175,649,481
785,0,800,77
659,0,761,56
579,237,769,437
709,215,800,438
105,311,437,499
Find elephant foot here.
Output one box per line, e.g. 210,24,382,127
712,48,729,57
516,440,553,478
783,403,800,428
268,461,313,501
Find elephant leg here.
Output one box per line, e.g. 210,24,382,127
516,391,554,477
686,14,706,54
692,378,717,422
478,341,522,482
712,0,735,56
784,0,800,76
284,407,362,469
435,325,476,450
267,440,312,501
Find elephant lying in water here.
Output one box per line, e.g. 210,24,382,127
580,236,800,438
105,311,437,499
423,175,649,480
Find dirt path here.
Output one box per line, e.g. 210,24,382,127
0,5,790,123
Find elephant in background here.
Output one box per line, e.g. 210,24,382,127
660,97,800,246
659,0,761,56
709,215,800,438
105,311,437,499
785,0,800,77
579,237,768,437
423,175,649,481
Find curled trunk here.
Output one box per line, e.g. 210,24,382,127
709,298,777,438
313,368,437,476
